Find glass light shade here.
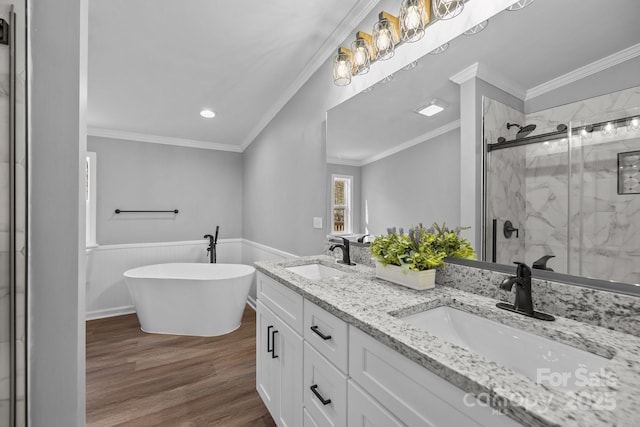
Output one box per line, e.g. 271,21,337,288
351,38,371,75
332,50,352,86
402,60,418,71
463,20,488,35
627,117,640,131
373,18,395,60
432,0,463,20
429,42,449,54
601,122,617,136
400,0,427,42
506,0,535,11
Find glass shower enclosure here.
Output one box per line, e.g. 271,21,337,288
1,2,27,426
484,90,640,285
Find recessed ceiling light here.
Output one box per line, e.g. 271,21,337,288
200,109,216,119
415,99,447,117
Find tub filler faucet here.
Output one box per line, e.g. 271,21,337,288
496,262,555,321
329,237,355,266
204,225,219,263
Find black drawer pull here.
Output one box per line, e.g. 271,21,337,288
271,329,279,358
310,384,332,405
267,325,274,354
310,325,332,340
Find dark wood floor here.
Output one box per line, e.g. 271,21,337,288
86,306,276,427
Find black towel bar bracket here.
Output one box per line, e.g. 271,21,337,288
115,209,179,214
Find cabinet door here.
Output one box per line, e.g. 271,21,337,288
257,301,281,418
347,380,403,427
276,311,303,427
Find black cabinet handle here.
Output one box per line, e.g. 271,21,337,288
310,325,332,340
271,329,279,359
310,384,332,405
267,325,274,354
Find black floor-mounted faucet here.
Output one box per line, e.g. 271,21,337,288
329,237,355,265
204,225,219,263
497,262,555,321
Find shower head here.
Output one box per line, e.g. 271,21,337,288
516,124,536,139
507,122,536,139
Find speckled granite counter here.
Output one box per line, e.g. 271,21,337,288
255,255,640,427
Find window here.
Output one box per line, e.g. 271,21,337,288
86,152,97,247
331,174,353,235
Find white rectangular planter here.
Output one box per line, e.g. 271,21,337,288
375,262,436,290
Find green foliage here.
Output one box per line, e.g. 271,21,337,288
369,223,476,272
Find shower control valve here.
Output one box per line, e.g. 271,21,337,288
503,220,519,239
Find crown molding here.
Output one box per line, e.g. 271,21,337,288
449,62,480,85
326,120,460,167
449,62,526,100
525,43,640,101
239,0,381,151
87,128,243,152
326,157,363,167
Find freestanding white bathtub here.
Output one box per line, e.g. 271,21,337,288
124,263,255,337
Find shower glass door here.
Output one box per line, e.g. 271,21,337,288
484,93,640,285
567,108,640,284
1,2,27,426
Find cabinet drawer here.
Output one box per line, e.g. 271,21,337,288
304,342,347,427
303,300,349,373
349,326,521,427
257,272,303,334
347,380,403,427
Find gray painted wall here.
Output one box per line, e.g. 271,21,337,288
242,65,330,256
361,129,461,236
525,56,640,113
326,163,361,235
88,137,243,244
30,0,87,425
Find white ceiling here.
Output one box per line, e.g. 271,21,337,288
87,0,378,150
326,0,640,164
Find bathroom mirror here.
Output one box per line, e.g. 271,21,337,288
325,0,640,291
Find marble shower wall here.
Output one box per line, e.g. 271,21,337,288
483,97,526,265
485,86,640,284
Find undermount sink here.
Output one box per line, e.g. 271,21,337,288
286,264,346,281
402,306,610,391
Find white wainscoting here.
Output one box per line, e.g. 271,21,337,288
85,239,297,320
240,239,298,309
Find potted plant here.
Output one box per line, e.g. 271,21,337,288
369,223,476,290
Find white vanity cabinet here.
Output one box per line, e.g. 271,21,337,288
256,272,521,427
256,273,304,427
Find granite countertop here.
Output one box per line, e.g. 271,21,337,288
254,255,640,427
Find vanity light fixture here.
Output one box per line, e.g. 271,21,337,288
332,47,353,86
200,109,216,119
373,13,400,60
402,60,418,71
351,37,372,75
627,117,640,131
429,42,449,54
415,99,447,117
400,0,431,43
432,0,464,20
602,122,617,136
506,0,535,11
463,20,488,35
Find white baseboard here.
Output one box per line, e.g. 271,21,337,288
86,305,136,321
246,295,257,311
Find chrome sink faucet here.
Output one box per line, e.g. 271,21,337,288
497,262,555,321
329,237,355,266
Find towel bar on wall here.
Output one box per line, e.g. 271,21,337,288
115,209,179,214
